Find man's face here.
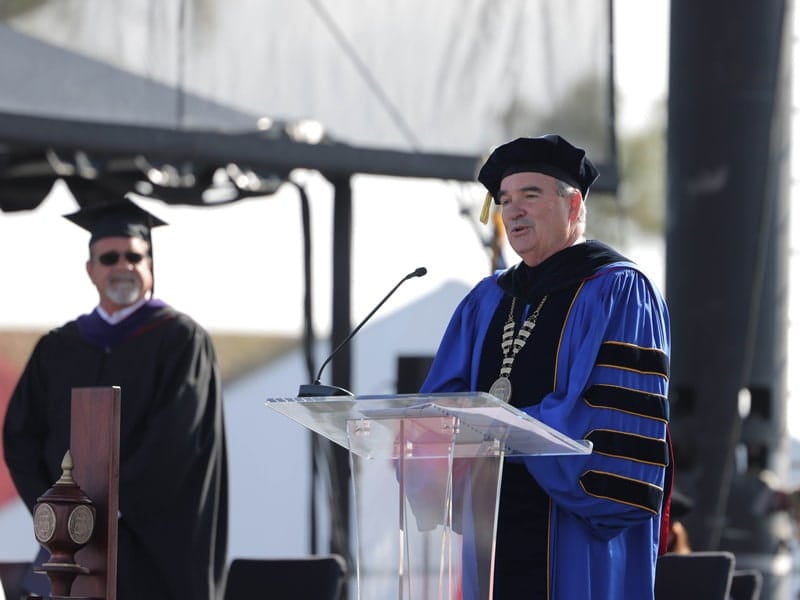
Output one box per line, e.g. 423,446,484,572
86,236,153,313
499,171,581,267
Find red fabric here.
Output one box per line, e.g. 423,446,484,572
658,427,675,555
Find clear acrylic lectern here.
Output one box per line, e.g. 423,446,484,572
265,391,592,600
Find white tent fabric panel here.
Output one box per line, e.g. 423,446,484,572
3,0,613,158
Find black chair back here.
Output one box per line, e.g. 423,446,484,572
730,569,763,600
0,562,31,600
223,555,347,600
654,551,735,600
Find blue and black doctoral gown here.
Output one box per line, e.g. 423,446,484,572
421,240,671,600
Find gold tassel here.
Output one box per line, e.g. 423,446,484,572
479,192,492,224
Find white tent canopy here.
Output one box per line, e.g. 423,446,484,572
2,0,614,159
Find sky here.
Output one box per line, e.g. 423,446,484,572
0,0,671,336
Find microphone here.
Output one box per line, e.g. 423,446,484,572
298,266,428,397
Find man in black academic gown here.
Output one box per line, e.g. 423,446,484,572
3,191,228,600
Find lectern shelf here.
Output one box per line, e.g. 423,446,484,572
264,391,592,459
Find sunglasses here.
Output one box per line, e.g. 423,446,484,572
95,250,147,266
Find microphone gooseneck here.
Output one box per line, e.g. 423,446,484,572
299,266,428,397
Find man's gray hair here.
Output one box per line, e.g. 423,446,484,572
555,179,587,223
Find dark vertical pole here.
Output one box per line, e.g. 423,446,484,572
329,174,353,577
605,0,618,166
666,0,791,596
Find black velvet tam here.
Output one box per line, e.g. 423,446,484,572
477,134,599,202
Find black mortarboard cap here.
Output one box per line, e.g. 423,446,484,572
477,134,599,205
64,197,167,246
